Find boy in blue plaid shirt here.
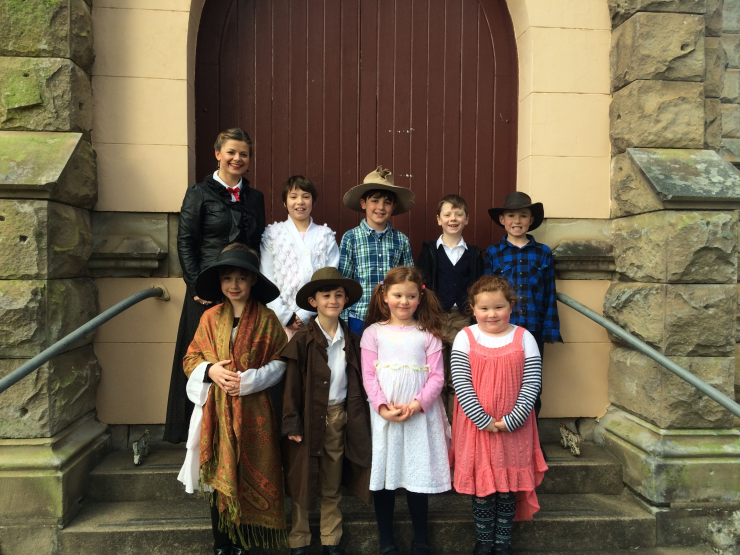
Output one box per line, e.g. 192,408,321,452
484,192,562,419
339,166,415,336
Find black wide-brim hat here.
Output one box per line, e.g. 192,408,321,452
195,249,280,304
295,267,363,312
488,191,545,231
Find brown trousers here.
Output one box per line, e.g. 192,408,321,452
289,403,347,548
441,308,473,424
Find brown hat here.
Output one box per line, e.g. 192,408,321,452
342,166,415,216
488,192,545,231
295,267,364,312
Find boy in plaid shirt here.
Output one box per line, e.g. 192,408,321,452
484,192,562,419
339,166,415,336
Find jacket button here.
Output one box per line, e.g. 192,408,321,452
323,381,328,385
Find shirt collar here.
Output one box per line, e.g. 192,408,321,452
361,218,391,236
436,235,468,250
287,216,314,233
212,171,243,191
501,233,536,249
315,318,344,346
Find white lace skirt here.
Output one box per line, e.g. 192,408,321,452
369,363,451,493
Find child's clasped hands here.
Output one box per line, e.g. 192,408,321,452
379,400,423,422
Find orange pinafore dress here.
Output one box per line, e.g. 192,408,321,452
449,326,547,521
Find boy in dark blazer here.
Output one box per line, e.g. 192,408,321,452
416,194,484,422
281,268,372,555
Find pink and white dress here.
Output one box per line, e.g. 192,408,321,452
360,323,451,494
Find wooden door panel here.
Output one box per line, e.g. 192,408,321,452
195,0,517,256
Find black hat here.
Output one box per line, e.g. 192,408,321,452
295,267,363,312
195,249,280,304
488,192,545,231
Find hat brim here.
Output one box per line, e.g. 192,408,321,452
195,257,280,305
343,183,415,216
488,202,545,232
295,278,363,313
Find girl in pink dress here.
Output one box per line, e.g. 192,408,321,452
360,266,450,555
450,276,547,555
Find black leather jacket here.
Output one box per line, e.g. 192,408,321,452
177,174,266,296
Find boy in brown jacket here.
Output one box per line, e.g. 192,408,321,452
281,267,372,555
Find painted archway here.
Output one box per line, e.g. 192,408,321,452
194,0,518,253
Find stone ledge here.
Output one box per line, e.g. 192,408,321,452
552,240,615,280
0,413,109,525
608,0,705,30
594,407,740,504
0,131,97,209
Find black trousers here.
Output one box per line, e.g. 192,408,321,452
529,330,545,419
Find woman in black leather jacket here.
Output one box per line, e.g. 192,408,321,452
164,128,266,443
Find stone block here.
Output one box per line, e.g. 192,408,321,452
609,347,736,428
705,0,723,37
724,0,740,32
722,103,740,138
611,210,737,283
0,278,98,358
551,240,615,280
721,68,740,103
0,414,108,524
0,131,97,209
705,98,721,149
0,0,93,72
0,57,91,135
611,80,704,153
595,407,740,503
665,284,736,356
89,212,168,278
167,213,182,278
604,283,666,348
0,345,100,438
610,152,664,217
723,33,740,70
0,200,92,279
608,0,705,29
720,138,740,162
705,37,726,99
611,13,704,92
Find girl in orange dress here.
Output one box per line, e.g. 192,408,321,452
449,276,547,555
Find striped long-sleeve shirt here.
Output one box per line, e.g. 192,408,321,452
451,325,541,432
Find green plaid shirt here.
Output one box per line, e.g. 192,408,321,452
339,219,414,321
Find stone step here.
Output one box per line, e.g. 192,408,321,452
86,442,622,503
59,492,656,554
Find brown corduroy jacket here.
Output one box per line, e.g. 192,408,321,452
281,316,372,507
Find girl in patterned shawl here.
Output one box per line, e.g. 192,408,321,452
360,266,451,555
260,175,340,340
177,243,289,555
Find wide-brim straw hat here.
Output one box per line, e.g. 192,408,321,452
488,191,545,231
295,267,363,313
343,165,415,216
195,249,280,304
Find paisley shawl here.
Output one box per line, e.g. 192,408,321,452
184,297,288,547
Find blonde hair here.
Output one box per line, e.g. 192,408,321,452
214,128,253,157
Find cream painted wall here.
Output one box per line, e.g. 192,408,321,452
507,0,612,219
91,0,613,423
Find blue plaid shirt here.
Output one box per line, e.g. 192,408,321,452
339,219,414,321
484,234,562,343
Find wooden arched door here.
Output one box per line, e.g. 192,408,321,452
195,0,517,254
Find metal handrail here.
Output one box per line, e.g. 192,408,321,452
0,287,168,395
557,291,740,419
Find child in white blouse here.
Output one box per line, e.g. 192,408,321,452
260,175,340,339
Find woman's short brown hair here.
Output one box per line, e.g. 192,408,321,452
214,128,253,157
282,175,318,203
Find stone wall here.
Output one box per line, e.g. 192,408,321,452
598,0,740,531
0,0,110,532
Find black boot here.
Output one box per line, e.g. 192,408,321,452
322,546,345,555
214,549,231,555
412,540,431,554
232,548,249,555
494,545,513,555
472,543,493,555
380,545,399,555
291,548,310,555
